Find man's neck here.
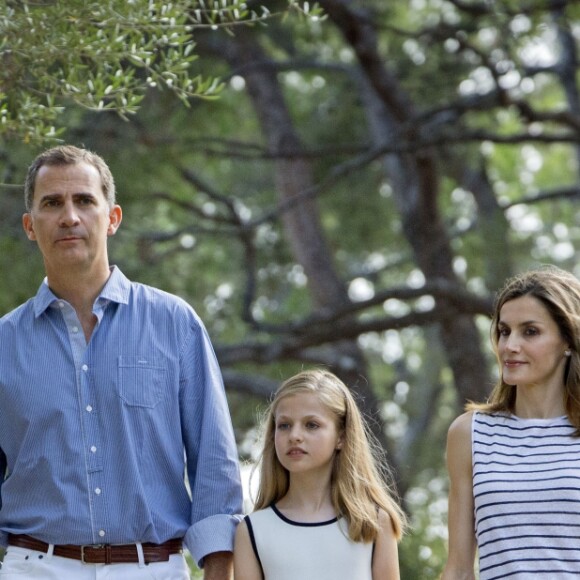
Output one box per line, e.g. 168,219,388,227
46,265,112,338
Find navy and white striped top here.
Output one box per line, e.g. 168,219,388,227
473,411,580,579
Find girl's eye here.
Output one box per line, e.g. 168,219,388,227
498,327,509,337
276,422,290,430
524,327,538,336
306,422,319,430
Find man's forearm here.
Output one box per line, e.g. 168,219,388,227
203,550,233,580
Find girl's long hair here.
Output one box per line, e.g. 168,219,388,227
468,265,580,434
252,369,407,542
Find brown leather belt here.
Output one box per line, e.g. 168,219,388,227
8,533,183,564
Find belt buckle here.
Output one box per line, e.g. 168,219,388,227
80,544,105,564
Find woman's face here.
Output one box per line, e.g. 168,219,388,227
498,294,569,391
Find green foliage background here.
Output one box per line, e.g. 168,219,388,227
1,0,580,577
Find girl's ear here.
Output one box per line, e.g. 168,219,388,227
336,434,344,450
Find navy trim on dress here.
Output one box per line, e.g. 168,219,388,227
270,503,339,527
244,515,265,580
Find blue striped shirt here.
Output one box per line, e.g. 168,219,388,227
0,267,243,565
473,411,580,579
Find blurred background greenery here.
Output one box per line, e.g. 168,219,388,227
1,0,579,576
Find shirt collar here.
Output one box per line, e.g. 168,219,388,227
33,265,131,318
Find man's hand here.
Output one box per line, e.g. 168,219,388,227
203,551,233,580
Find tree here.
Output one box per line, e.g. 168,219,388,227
1,0,579,576
0,0,318,143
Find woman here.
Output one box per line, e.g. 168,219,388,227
442,265,580,579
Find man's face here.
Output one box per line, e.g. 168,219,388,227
22,162,122,275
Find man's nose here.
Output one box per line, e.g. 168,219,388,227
59,201,80,227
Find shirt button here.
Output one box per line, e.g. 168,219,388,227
58,301,65,308
82,365,88,372
90,446,97,453
98,530,105,538
72,326,79,333
95,488,101,495
86,405,93,413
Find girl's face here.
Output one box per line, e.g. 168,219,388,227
498,295,569,392
274,392,342,476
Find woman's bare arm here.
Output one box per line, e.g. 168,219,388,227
441,412,477,580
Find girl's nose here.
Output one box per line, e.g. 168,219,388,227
289,427,303,442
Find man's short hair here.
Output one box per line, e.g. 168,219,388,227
24,145,116,211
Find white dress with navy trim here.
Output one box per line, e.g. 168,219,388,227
245,504,373,580
472,411,580,579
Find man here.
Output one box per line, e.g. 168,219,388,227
0,145,243,579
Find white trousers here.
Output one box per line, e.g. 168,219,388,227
0,546,191,579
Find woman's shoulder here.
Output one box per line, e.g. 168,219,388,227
446,411,475,462
447,411,474,436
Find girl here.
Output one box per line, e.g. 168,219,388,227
234,369,406,580
442,265,580,579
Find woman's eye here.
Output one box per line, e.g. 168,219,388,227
306,422,319,430
276,423,289,430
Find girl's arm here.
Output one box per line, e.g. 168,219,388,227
372,509,400,580
441,411,477,580
233,519,263,580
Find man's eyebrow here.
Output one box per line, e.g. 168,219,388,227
39,192,96,200
38,193,62,202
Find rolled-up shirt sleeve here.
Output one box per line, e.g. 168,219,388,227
179,319,243,567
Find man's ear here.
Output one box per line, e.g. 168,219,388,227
107,205,122,236
23,213,36,241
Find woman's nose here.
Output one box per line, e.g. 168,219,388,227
505,334,521,351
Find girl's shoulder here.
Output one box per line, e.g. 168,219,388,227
245,505,277,525
376,508,396,535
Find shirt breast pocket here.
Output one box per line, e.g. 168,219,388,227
118,355,167,408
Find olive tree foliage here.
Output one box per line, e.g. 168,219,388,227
0,0,319,143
